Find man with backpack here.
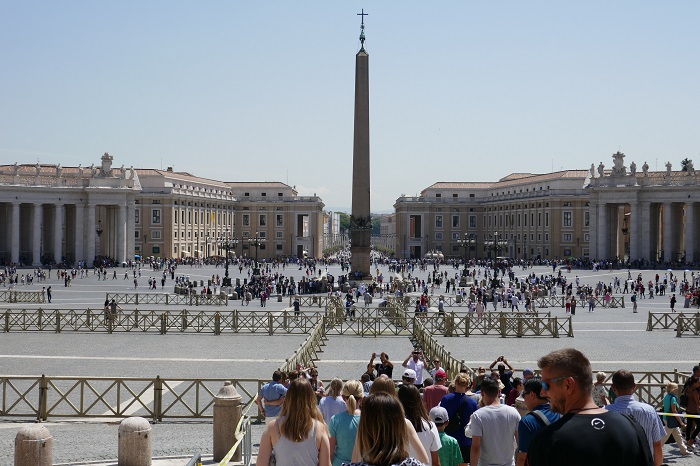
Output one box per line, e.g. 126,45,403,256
439,373,478,464
516,378,561,465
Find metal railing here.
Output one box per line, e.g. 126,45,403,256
0,290,45,303
1,375,264,422
2,309,324,335
676,314,700,337
107,292,228,306
280,317,327,373
412,318,470,378
646,311,700,332
289,295,331,308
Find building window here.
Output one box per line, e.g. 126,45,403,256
435,232,443,240
538,213,542,227
545,212,549,227
151,230,161,240
435,215,443,228
174,231,177,239
276,231,283,238
584,211,590,227
259,231,266,239
135,209,140,224
563,211,573,227
584,233,590,241
152,246,160,254
469,215,477,228
135,230,140,239
436,193,441,198
188,211,191,224
152,209,161,224
276,244,283,250
452,215,459,228
563,233,572,242
242,214,250,226
452,232,460,240
276,214,283,227
259,214,267,226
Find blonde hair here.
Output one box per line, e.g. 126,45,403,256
667,382,678,393
356,394,408,465
328,378,344,397
596,372,606,382
343,380,364,414
279,378,326,442
454,373,471,388
369,375,397,397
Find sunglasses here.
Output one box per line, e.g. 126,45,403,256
541,375,572,391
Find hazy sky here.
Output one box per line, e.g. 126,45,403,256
2,1,698,212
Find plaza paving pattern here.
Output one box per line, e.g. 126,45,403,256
0,263,697,464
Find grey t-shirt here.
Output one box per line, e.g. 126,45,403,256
469,404,521,466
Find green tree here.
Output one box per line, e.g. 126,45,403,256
371,216,381,235
338,212,351,232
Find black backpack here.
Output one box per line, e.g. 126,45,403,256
444,395,468,436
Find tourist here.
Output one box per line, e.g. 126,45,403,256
402,350,426,388
256,370,287,425
427,406,464,466
328,380,363,466
526,348,653,465
659,382,691,456
515,378,560,466
319,378,346,425
398,384,442,466
439,373,478,464
592,372,610,407
605,370,665,465
469,377,521,466
684,377,700,450
256,378,331,466
348,393,428,466
422,369,448,412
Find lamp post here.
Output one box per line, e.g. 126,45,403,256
457,233,477,263
248,231,265,276
217,229,238,287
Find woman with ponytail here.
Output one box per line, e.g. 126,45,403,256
319,378,347,424
329,380,363,466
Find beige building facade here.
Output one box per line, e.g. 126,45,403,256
394,170,592,261
0,155,325,266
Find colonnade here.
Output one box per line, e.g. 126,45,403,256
590,200,698,262
0,201,135,267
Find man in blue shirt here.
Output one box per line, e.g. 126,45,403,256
516,379,560,466
605,370,665,466
255,370,287,425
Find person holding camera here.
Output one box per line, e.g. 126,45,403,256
403,350,427,388
489,355,515,400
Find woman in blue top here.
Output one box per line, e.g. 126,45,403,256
328,380,363,466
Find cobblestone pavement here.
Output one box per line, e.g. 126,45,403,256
1,263,698,464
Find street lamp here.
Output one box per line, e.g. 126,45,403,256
248,231,265,276
217,229,238,287
457,233,477,262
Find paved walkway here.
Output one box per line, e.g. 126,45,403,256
1,262,697,464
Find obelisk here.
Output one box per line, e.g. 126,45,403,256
350,10,371,280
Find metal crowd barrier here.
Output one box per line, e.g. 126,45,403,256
106,292,228,306
280,317,328,373
0,290,45,303
289,294,332,308
0,375,265,422
1,309,324,335
646,311,700,335
675,314,700,337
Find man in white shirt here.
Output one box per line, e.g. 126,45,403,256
471,377,521,466
403,349,426,388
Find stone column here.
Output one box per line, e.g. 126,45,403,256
117,204,127,264
74,203,84,264
685,202,695,262
640,202,651,260
588,200,597,259
629,201,639,260
86,204,96,265
597,203,607,259
663,202,673,261
11,202,20,264
15,424,52,466
54,203,64,264
32,203,43,266
126,199,135,263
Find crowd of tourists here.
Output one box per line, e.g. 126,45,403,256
255,349,699,466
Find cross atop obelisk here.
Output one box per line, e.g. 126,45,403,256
350,10,372,281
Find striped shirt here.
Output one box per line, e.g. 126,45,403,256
605,394,665,454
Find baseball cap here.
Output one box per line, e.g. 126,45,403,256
523,368,534,377
402,369,417,379
429,406,449,424
435,369,447,379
